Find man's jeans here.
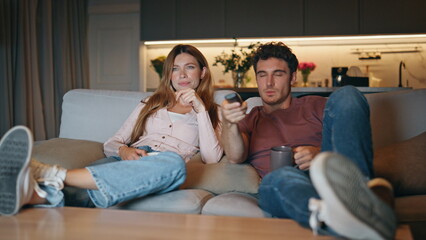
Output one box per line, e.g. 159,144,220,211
258,86,373,235
37,147,186,208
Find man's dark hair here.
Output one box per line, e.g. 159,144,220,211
253,42,299,74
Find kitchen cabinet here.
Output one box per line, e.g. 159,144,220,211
360,0,426,34
140,0,175,41
304,0,359,35
141,0,302,40
225,0,303,38
140,0,426,41
176,0,225,39
141,0,225,40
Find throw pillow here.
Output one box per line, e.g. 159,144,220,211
374,131,426,197
32,138,105,169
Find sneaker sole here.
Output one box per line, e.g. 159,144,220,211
311,152,396,240
0,126,32,215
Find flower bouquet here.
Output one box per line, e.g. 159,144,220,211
298,62,316,87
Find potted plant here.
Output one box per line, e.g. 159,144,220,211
151,56,166,79
213,41,258,88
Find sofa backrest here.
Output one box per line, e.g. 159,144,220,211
59,89,235,143
245,88,426,150
366,88,426,149
60,88,425,149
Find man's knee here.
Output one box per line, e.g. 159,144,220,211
332,85,362,100
328,85,368,110
261,166,301,187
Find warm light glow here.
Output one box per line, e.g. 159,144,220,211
144,34,426,47
145,39,234,45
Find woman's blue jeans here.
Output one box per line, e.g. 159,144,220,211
38,147,186,208
258,86,373,235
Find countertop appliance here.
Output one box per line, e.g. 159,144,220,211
332,67,348,87
332,67,369,87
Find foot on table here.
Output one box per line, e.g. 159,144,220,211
309,152,397,240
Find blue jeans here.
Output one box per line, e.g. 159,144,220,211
39,146,186,208
258,86,373,235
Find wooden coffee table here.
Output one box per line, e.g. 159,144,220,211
0,207,412,240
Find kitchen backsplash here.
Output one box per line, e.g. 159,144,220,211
142,38,426,90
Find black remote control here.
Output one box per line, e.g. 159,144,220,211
224,92,243,104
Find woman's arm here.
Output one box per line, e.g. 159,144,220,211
175,89,223,163
197,108,223,164
103,102,145,157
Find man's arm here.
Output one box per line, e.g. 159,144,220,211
220,101,249,164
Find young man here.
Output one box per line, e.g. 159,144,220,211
220,42,396,239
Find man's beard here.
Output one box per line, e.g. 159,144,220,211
261,95,287,106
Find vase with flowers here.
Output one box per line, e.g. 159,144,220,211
298,62,316,87
213,41,258,88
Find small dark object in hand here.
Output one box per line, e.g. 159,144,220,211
225,93,243,104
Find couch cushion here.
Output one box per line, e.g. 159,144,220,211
214,89,236,105
180,154,260,195
114,189,213,214
374,131,426,197
33,138,105,169
201,192,269,218
245,96,262,113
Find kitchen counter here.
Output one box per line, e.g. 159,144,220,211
215,87,412,99
146,87,412,100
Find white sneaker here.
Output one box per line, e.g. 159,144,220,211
0,126,46,216
309,152,397,240
31,160,67,191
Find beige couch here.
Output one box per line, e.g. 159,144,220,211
33,88,426,236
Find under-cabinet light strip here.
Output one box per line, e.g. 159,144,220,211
144,34,426,46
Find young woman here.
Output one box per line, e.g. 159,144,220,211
0,44,223,215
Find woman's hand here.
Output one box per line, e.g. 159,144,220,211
293,146,320,170
119,146,147,160
175,88,206,113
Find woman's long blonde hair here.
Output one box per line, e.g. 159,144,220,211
130,44,219,144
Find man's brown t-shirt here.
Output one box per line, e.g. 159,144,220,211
238,96,327,177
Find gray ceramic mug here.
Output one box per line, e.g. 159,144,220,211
270,146,294,171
